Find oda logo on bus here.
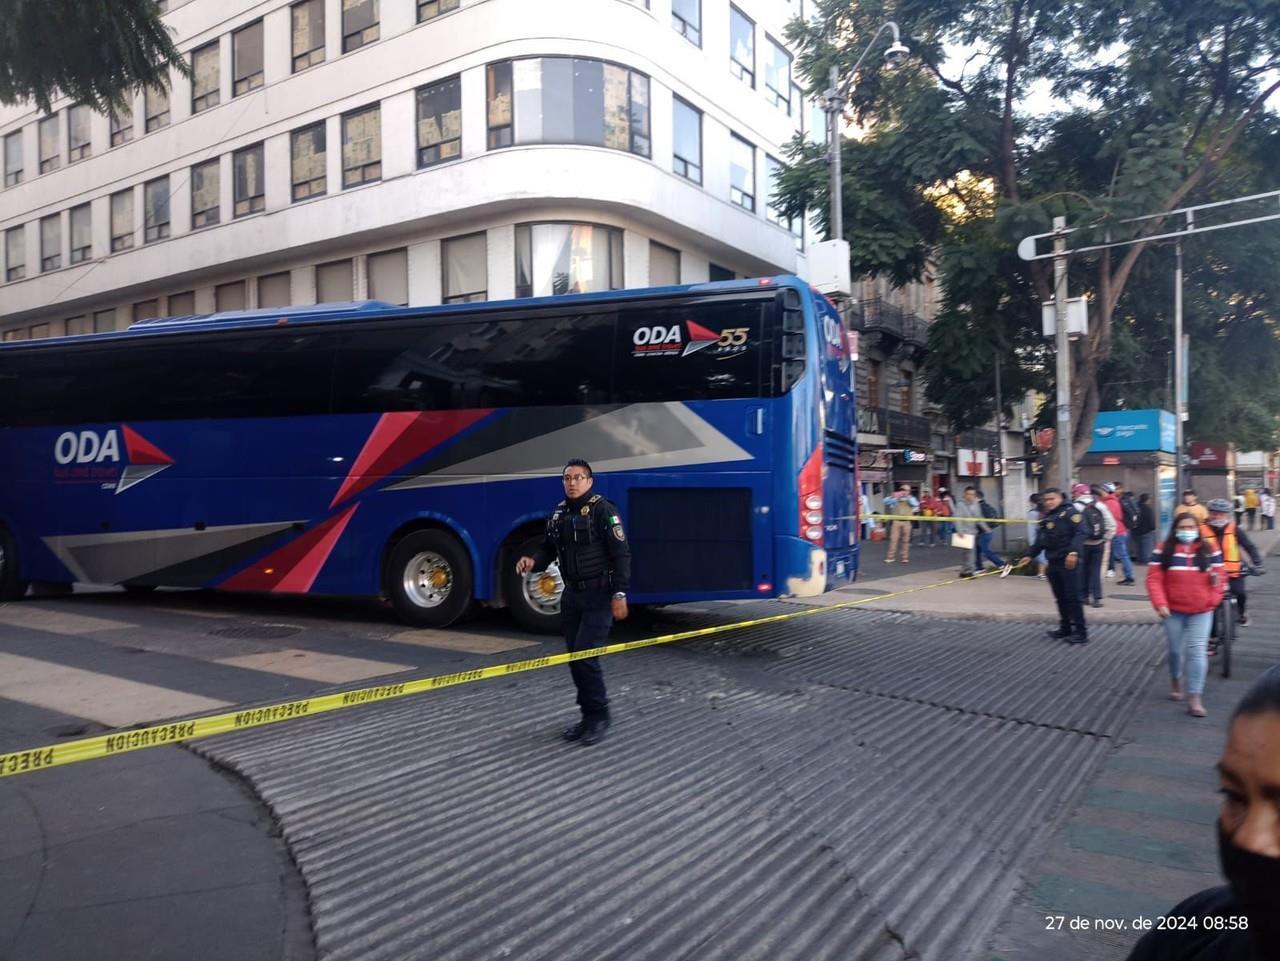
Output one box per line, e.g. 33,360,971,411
631,322,750,360
52,427,175,494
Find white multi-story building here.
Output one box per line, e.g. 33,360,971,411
0,0,825,338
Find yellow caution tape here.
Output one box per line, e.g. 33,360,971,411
0,567,1006,779
867,513,1029,524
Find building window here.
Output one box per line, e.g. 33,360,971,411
2,328,27,342
291,0,325,72
368,248,409,306
215,281,246,311
68,105,92,161
317,259,354,301
111,107,134,146
729,134,755,211
515,223,622,298
40,214,61,272
709,263,733,282
672,96,701,184
133,300,160,322
191,158,220,228
145,84,170,132
111,189,134,251
94,309,116,333
167,291,195,316
650,241,680,286
145,176,171,242
233,21,265,96
29,324,50,339
417,0,459,22
258,272,292,308
65,315,90,336
416,76,461,168
233,143,265,216
4,131,21,186
291,122,326,200
5,227,24,281
671,0,700,45
38,116,60,173
342,0,379,53
442,232,487,303
191,41,220,113
730,6,754,87
765,38,792,114
486,58,650,157
70,204,92,264
342,105,381,187
766,155,803,250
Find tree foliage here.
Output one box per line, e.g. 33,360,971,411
0,0,188,113
781,0,1280,454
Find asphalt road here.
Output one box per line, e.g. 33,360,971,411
0,565,1274,961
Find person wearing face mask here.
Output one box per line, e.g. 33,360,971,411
1146,513,1225,717
1125,664,1280,960
1203,499,1263,628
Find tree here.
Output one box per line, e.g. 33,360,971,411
780,0,1280,460
0,0,188,113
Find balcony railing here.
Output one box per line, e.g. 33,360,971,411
887,410,931,448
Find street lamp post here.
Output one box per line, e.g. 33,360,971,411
824,23,909,242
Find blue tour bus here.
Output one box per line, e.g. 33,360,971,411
0,276,859,631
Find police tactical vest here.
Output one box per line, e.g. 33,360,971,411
550,494,609,583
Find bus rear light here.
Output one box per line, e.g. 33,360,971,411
805,510,823,525
805,526,823,541
757,582,772,593
799,444,824,545
804,494,823,511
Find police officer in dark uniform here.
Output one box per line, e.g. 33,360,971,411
516,458,631,745
1024,487,1088,643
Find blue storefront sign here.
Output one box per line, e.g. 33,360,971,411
1089,409,1176,453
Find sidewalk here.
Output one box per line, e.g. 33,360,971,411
790,527,1280,624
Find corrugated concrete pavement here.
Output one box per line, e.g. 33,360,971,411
196,606,1164,961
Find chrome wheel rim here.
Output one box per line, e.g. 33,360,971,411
521,562,562,616
402,551,453,608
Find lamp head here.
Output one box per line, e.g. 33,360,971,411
884,41,910,67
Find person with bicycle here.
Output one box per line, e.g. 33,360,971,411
1204,498,1264,627
1147,513,1225,718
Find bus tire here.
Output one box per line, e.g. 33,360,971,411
0,527,29,602
386,529,473,628
505,535,563,635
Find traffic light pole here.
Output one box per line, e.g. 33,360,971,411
1052,217,1072,493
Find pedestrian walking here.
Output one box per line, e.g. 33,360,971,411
1123,665,1280,961
1026,493,1048,579
918,487,943,546
516,459,630,745
1023,487,1087,643
883,484,919,564
937,486,956,542
1133,492,1157,566
1100,482,1136,584
952,489,981,578
1118,483,1142,558
1234,491,1245,529
1244,487,1260,530
1180,489,1209,525
1262,488,1276,531
1146,513,1225,718
1073,483,1108,607
860,490,874,541
969,487,1011,573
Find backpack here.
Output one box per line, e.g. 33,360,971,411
1082,504,1106,540
1121,495,1140,531
979,500,998,520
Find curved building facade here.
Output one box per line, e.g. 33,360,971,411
0,0,820,337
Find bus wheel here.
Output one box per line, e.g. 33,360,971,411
0,527,29,601
505,536,563,635
386,530,473,628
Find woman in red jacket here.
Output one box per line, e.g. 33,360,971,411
1147,512,1226,717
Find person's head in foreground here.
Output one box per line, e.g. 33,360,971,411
1127,665,1280,960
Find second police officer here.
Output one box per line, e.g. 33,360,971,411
1024,486,1089,643
516,459,631,746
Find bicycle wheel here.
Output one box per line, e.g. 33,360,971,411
1220,597,1235,679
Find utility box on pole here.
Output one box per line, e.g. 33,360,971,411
1041,298,1089,338
807,239,852,298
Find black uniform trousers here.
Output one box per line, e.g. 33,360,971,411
560,588,612,718
1047,561,1087,636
